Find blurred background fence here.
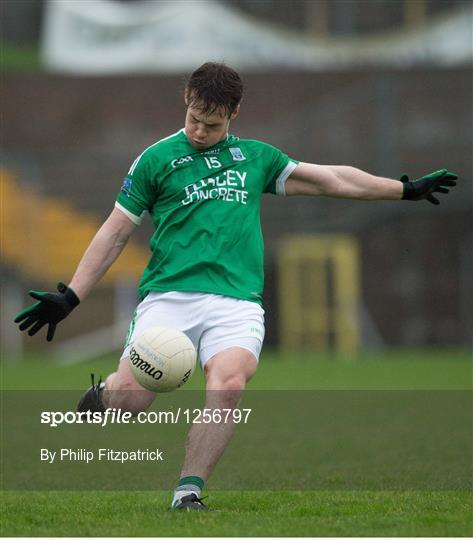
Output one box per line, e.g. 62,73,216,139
1,0,471,359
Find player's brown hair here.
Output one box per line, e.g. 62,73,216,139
185,62,243,117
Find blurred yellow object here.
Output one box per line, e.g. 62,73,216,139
277,234,360,355
0,168,148,284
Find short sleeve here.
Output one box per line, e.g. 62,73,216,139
261,143,299,195
115,151,156,225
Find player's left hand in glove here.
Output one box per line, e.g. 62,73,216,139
14,282,80,341
400,169,458,205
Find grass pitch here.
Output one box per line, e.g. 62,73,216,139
1,350,472,536
1,491,471,537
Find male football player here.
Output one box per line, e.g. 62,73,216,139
15,62,457,510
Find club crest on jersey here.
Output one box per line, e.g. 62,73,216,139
120,177,132,197
229,147,246,161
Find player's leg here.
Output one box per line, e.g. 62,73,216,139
172,295,264,510
183,346,257,476
172,346,257,510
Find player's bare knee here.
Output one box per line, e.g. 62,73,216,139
213,372,246,391
205,374,246,409
205,348,257,383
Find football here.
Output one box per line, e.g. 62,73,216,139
129,326,197,392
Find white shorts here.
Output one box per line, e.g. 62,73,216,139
121,291,265,367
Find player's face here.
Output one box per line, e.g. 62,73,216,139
184,95,239,150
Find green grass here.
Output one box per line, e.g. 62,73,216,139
1,350,472,536
1,491,471,536
2,349,471,390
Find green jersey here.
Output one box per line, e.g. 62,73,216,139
115,129,298,304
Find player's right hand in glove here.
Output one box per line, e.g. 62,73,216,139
14,282,80,341
400,169,458,205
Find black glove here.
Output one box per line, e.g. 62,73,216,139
400,169,457,205
14,282,80,341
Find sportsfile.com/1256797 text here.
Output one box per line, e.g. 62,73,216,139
40,408,252,428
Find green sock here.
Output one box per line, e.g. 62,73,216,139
172,476,205,507
177,475,204,491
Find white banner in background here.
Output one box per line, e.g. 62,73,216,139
41,0,473,74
